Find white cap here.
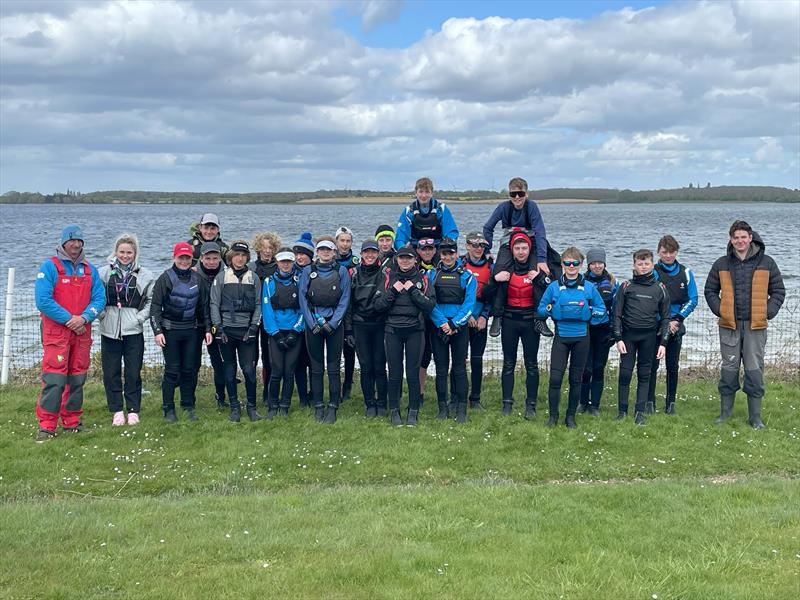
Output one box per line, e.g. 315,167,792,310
316,239,337,251
200,213,220,226
335,226,353,239
275,250,295,262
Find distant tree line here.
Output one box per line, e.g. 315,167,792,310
1,185,797,204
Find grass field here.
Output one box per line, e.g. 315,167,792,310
1,376,798,599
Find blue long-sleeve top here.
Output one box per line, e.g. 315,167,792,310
297,261,351,330
427,264,477,328
261,270,305,335
36,256,106,324
394,197,459,249
482,200,547,263
537,275,606,338
653,260,698,320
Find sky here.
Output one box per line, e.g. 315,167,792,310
0,0,798,194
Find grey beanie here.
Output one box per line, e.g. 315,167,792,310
586,247,607,265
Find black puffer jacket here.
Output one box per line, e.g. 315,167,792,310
704,232,785,322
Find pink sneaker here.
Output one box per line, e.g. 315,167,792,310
112,411,126,426
127,412,140,426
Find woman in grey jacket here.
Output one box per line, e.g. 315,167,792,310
98,233,154,426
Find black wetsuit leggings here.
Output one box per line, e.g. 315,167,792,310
548,335,590,418
467,326,488,401
305,327,344,409
500,317,541,404
618,329,657,414
267,331,302,409
220,334,258,410
431,327,469,406
195,331,226,402
343,340,355,392
354,322,388,408
580,324,612,408
648,327,684,407
385,327,423,412
294,334,311,404
161,328,200,413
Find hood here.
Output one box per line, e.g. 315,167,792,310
727,231,765,262
56,244,86,267
107,232,141,271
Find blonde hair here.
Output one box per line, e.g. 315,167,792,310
561,246,584,262
252,231,281,254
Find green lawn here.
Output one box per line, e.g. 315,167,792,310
1,377,798,599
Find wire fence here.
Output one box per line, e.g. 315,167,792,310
2,279,798,384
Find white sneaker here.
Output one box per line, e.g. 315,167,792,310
112,411,126,426
127,412,140,426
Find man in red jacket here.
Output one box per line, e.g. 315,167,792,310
35,225,105,441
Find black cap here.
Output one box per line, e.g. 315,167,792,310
361,239,379,252
396,244,416,257
229,241,250,256
438,237,457,252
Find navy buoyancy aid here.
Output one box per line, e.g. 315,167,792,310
655,263,689,305
410,201,442,241
271,273,300,310
586,271,615,311
434,268,466,305
165,269,200,321
306,263,343,308
501,201,533,229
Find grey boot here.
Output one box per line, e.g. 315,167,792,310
747,396,765,429
455,402,468,424
502,400,513,416
714,395,735,425
435,401,449,420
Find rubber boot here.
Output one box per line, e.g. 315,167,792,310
502,400,513,416
645,401,655,415
365,405,377,418
524,402,536,420
455,402,468,424
489,317,502,338
634,411,646,426
229,408,241,423
406,409,419,426
546,413,558,427
565,414,576,429
323,405,337,425
164,409,178,423
747,396,765,429
714,395,735,425
314,406,325,422
435,401,449,420
390,409,403,427
665,402,676,415
246,406,263,422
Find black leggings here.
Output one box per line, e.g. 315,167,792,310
267,331,302,409
220,335,258,410
294,334,311,404
648,327,684,407
305,326,344,408
385,327,423,411
500,317,540,404
420,320,435,369
161,328,200,412
618,329,657,414
548,335,590,417
343,339,355,390
354,322,388,408
431,327,469,406
580,324,612,408
256,325,272,403
101,333,144,414
195,331,226,400
467,326,488,401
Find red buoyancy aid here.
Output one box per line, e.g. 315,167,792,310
44,256,93,325
506,271,535,308
463,259,492,300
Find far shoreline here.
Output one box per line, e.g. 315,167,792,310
295,197,601,205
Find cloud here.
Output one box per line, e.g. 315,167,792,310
0,0,797,193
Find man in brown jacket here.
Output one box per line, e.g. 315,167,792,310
704,220,784,428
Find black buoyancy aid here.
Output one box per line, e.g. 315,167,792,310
586,271,615,311
506,271,535,308
165,269,200,321
410,201,442,241
271,273,299,310
105,271,144,310
351,265,382,317
434,268,465,305
655,263,689,305
462,257,492,300
384,267,427,318
220,267,257,315
306,263,343,308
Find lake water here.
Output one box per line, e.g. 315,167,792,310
0,201,797,369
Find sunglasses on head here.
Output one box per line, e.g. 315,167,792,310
509,190,526,198
562,260,581,267
418,240,436,249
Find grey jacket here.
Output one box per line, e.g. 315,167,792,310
210,266,262,331
98,264,155,338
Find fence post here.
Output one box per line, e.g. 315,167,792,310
1,268,15,385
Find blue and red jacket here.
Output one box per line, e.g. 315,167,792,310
36,255,105,325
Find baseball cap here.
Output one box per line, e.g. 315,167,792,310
173,241,193,258
335,226,353,239
200,213,220,227
229,241,250,256
200,241,221,255
438,237,458,253
396,244,416,257
466,231,489,246
360,239,379,252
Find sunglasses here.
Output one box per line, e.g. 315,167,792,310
509,191,526,198
440,249,456,255
467,242,485,248
562,260,581,267
418,238,435,247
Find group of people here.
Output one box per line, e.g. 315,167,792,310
33,177,785,442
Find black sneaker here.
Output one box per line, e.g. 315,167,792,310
502,400,513,416
229,408,241,423
406,409,418,426
634,411,647,426
376,406,388,418
489,317,502,338
665,403,676,415
323,406,337,424
35,428,56,443
645,401,655,415
265,408,278,421
246,406,263,422
546,415,558,427
524,404,536,420
314,407,325,422
390,409,403,427
365,405,377,418
164,410,178,423
565,415,577,429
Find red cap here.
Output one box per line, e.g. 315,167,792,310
510,231,531,248
173,241,193,258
